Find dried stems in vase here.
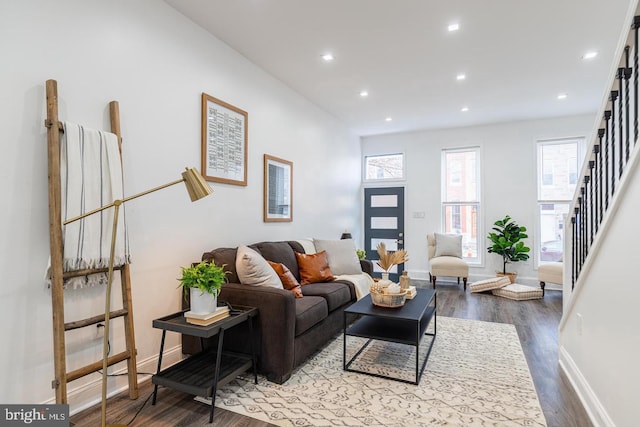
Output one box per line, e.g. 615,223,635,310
375,242,409,272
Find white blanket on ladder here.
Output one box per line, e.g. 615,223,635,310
46,122,130,289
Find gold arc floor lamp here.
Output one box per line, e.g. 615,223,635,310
62,167,212,427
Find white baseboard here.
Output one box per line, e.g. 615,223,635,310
42,345,184,416
558,346,614,427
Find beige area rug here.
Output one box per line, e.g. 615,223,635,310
211,316,547,426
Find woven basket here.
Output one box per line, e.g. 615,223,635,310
371,289,407,308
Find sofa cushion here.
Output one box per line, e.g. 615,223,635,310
429,256,468,277
251,241,302,281
268,261,303,298
469,276,511,293
313,238,362,275
434,233,463,258
300,282,352,311
295,251,335,285
294,296,328,336
236,245,283,288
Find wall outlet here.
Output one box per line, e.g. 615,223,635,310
576,313,583,335
96,323,105,338
412,211,425,219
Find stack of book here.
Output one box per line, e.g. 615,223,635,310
184,305,230,326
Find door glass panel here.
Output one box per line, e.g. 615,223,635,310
370,238,398,251
371,217,398,229
370,194,398,207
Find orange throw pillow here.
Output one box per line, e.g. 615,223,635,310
294,251,336,285
267,261,303,298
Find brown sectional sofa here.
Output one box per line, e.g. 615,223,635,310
182,240,372,384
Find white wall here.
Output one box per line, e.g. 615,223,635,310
361,115,593,285
558,142,640,427
0,0,361,411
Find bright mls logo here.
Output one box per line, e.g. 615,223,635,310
0,405,68,426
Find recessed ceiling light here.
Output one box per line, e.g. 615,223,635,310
456,73,466,81
557,93,568,100
582,51,598,60
448,23,460,32
461,106,469,112
321,53,334,62
385,117,393,122
360,90,369,97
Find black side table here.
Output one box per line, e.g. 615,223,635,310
151,306,258,423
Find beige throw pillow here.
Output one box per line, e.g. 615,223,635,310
434,233,463,258
313,238,362,276
236,245,283,288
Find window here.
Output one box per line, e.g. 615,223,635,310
364,153,404,181
537,138,584,264
442,147,481,263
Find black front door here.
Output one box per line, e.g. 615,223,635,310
364,187,405,282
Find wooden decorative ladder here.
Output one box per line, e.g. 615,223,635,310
45,79,138,403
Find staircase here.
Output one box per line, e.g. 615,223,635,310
558,2,640,426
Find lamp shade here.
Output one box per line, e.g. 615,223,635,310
182,167,213,202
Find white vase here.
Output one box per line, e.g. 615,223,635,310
378,271,393,287
190,287,217,315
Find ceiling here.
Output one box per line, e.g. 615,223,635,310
164,0,633,137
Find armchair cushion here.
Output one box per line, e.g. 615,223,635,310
434,233,463,258
429,256,468,277
538,262,563,285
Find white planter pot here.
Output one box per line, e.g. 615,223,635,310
190,287,217,315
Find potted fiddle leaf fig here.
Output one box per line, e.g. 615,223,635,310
487,215,530,283
178,261,229,314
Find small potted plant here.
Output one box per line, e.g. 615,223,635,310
356,248,367,260
487,215,530,283
178,261,229,315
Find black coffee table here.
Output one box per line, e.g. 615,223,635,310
343,288,436,384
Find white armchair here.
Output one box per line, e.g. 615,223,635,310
537,261,563,296
428,233,469,290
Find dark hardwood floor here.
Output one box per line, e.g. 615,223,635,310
70,283,591,427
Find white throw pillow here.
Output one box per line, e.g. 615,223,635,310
296,238,316,255
236,245,283,288
434,233,463,258
313,238,362,276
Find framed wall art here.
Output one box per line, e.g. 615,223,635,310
201,92,248,186
264,154,293,222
